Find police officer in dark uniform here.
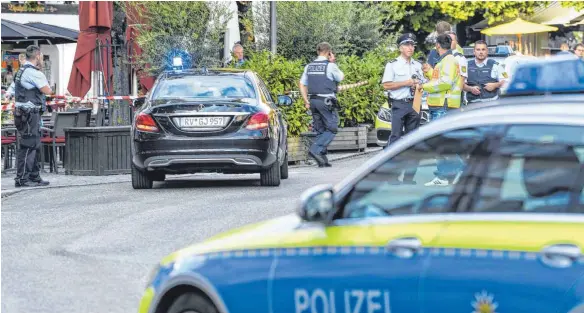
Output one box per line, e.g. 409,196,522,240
299,42,345,167
463,40,508,104
382,33,425,145
13,45,52,187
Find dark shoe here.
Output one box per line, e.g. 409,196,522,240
30,177,50,186
321,154,332,167
309,151,326,167
15,180,40,188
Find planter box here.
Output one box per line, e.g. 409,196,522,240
287,136,308,163
64,126,132,176
328,126,367,151
367,128,377,146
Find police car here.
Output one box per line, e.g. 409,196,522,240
130,58,293,189
138,99,584,313
501,56,584,97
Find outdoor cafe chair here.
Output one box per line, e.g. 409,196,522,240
40,111,78,174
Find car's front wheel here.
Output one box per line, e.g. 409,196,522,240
260,161,281,186
167,292,218,313
131,164,153,189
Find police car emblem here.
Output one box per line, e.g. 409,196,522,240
471,290,498,313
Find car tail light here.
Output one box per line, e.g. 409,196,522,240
135,112,159,132
246,112,269,130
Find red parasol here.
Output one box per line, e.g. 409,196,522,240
67,1,114,98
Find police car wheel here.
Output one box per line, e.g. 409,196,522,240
131,164,153,189
167,292,218,313
281,152,289,180
260,161,281,187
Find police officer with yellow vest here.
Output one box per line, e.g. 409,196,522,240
13,45,52,188
299,42,344,167
421,34,464,186
422,34,463,120
463,40,508,104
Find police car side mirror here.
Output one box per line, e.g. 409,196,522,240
133,97,146,108
277,95,293,106
297,184,335,223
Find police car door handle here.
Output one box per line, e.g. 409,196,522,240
541,244,582,268
386,237,422,259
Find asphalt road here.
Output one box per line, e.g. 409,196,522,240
1,155,374,313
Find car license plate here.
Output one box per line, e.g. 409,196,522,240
176,117,226,128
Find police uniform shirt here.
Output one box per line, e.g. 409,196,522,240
452,52,468,80
382,55,424,100
467,57,507,102
14,61,49,106
300,56,345,97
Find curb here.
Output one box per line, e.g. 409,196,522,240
1,180,131,199
291,148,382,168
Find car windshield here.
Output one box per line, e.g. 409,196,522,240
343,124,584,218
152,75,257,101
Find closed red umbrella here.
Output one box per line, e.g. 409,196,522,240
67,1,113,98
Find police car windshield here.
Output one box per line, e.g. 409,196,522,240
152,75,257,101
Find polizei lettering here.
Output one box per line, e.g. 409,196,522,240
307,64,327,74
294,288,391,313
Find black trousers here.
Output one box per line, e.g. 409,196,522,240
389,99,421,145
14,108,41,183
310,97,339,155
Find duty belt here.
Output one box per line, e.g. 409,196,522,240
392,98,414,102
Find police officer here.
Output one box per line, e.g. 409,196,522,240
13,45,52,187
382,33,425,146
464,40,508,104
426,21,464,67
299,42,344,167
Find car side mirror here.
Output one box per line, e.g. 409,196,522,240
277,95,293,106
133,96,146,108
297,184,335,223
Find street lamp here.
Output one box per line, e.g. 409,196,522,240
270,1,276,55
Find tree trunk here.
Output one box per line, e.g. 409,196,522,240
236,1,254,47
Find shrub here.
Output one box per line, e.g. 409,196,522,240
235,46,411,135
237,51,311,137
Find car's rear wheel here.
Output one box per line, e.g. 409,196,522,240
281,152,289,180
132,164,153,189
260,161,281,186
167,292,218,313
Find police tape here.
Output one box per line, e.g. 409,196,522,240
1,95,142,111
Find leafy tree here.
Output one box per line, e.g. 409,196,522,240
121,1,232,75
252,1,386,61
380,1,547,34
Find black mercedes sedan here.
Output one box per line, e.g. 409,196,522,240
130,68,293,189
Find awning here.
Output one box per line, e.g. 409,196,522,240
24,22,79,40
530,1,584,25
1,19,77,44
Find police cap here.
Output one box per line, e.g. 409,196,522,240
397,33,417,46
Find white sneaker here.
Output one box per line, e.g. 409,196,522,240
424,177,449,186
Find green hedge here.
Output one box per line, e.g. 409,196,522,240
237,48,402,136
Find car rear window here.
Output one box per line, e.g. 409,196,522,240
152,75,257,100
